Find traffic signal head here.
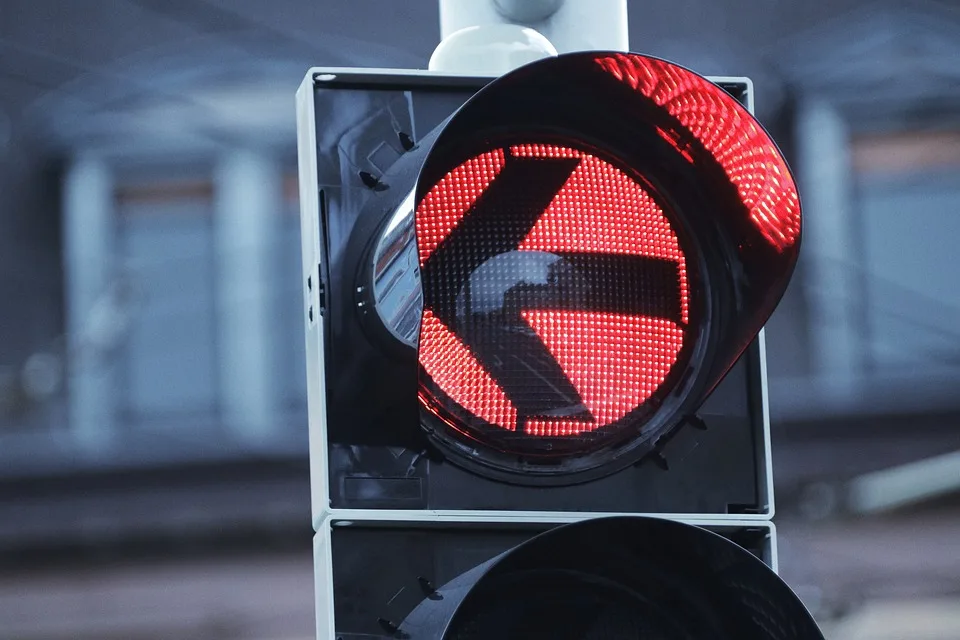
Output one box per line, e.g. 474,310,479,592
405,52,800,484
299,52,819,640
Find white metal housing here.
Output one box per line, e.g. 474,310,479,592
313,514,779,640
295,66,771,529
295,65,777,639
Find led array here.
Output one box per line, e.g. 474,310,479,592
523,311,684,434
419,309,518,430
595,54,801,252
509,144,581,158
517,148,689,323
417,149,505,267
416,143,691,440
523,419,593,437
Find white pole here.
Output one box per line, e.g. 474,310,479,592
438,0,628,55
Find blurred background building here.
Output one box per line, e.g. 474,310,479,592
0,0,958,638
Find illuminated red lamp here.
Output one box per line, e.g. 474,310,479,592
594,54,800,251
414,52,801,484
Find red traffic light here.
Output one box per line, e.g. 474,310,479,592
414,52,800,483
417,142,694,460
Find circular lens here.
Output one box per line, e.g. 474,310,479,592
415,140,699,477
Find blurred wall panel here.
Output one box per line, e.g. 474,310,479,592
859,173,960,373
117,174,219,427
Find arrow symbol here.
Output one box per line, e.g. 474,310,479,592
420,148,683,432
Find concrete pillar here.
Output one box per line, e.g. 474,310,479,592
795,101,860,400
63,155,115,452
214,149,280,445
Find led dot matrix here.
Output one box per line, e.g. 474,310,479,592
417,143,691,444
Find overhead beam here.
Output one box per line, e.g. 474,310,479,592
848,450,960,514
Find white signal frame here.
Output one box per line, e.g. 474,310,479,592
313,513,779,640
295,67,774,533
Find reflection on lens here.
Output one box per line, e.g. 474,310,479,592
371,189,422,347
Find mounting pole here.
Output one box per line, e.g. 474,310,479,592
432,0,628,75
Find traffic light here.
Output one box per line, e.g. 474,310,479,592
296,52,822,639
